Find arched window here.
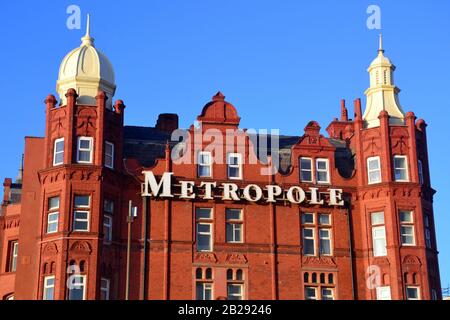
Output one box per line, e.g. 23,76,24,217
79,260,86,272
205,268,212,280
236,269,243,281
196,268,203,279
227,269,233,280
311,273,317,283
328,273,334,284
320,273,325,284
303,273,309,283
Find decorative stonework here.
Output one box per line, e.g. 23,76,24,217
225,253,248,264
3,217,20,229
302,256,336,267
42,242,59,256
403,255,421,266
70,241,92,254
194,252,218,264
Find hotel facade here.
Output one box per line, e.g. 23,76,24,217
0,21,442,300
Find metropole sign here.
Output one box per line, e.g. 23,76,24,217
141,171,345,207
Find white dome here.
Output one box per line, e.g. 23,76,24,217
56,15,116,108
58,43,115,85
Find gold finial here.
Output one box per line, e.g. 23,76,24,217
81,14,94,46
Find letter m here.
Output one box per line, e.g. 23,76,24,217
142,171,174,198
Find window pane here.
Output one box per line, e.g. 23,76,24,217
369,171,381,183
302,213,314,224
394,157,406,169
78,150,91,162
226,209,242,220
229,167,240,178
400,211,413,223
197,234,211,251
301,171,312,182
303,239,315,255
47,213,59,233
319,214,330,225
317,171,328,183
79,139,91,149
198,166,211,177
305,287,317,300
196,208,212,220
49,197,60,210
227,284,242,300
406,287,419,300
371,212,384,225
55,140,64,152
75,196,90,207
317,160,327,170
54,152,64,165
368,158,380,170
321,288,333,300
301,158,312,170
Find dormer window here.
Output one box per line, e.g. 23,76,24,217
77,137,93,164
316,159,330,184
53,138,64,166
300,158,313,183
227,153,242,180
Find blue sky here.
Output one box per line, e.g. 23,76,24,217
0,1,449,290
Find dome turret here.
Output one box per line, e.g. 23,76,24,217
56,15,116,108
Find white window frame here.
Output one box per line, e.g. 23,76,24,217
73,211,90,232
302,227,316,256
77,137,94,164
399,210,415,246
10,241,18,272
319,228,332,256
104,141,114,169
226,209,243,243
47,212,59,234
196,223,213,252
227,283,243,300
68,274,86,300
376,286,392,300
367,156,382,184
53,138,65,166
406,286,421,300
227,153,242,180
103,215,113,244
321,287,334,300
302,212,315,225
43,276,55,300
318,214,331,226
393,155,409,182
100,278,110,300
316,158,330,184
197,151,212,178
372,225,387,257
304,286,318,300
196,282,213,300
300,157,313,183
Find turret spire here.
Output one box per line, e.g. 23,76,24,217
363,35,405,128
378,33,384,53
81,14,94,47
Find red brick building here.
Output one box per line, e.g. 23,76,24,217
0,21,441,300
